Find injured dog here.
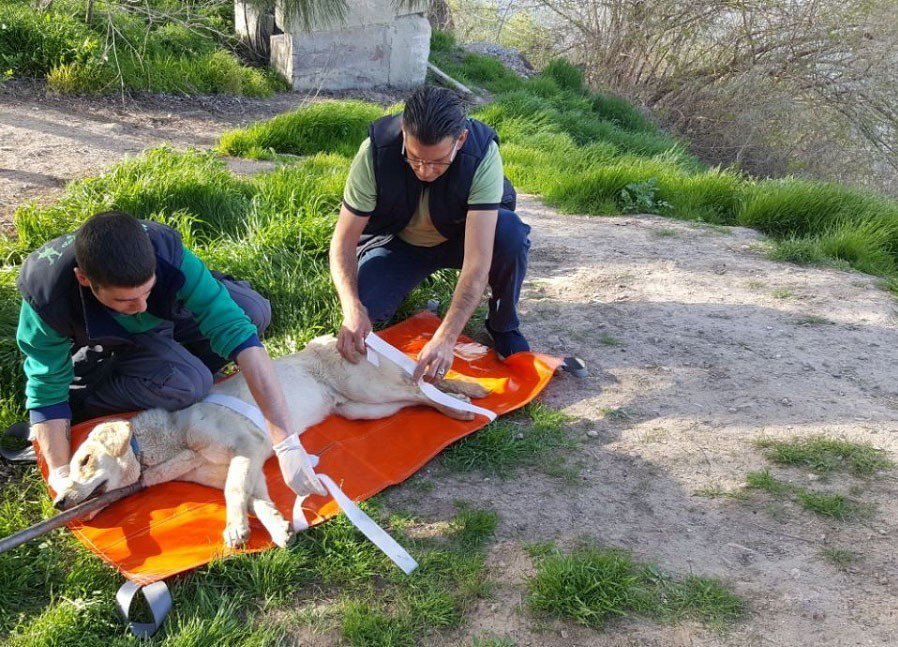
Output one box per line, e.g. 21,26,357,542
53,334,490,548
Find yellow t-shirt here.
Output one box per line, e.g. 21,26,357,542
342,137,505,248
398,188,446,247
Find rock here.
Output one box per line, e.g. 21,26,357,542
586,430,599,438
461,41,536,77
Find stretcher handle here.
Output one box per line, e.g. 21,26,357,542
0,482,144,555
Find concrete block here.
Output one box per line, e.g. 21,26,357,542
291,25,392,90
270,33,293,83
388,14,431,88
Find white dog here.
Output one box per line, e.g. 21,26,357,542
54,335,489,548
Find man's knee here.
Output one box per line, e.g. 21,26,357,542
357,251,403,324
244,293,272,336
149,360,213,411
358,289,399,325
492,210,531,262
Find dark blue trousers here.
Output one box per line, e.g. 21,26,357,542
358,209,530,332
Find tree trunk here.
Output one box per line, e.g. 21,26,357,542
428,0,454,32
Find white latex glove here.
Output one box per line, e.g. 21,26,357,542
48,465,72,496
273,434,326,497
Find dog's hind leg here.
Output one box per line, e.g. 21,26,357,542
436,378,491,400
336,400,419,420
250,477,293,548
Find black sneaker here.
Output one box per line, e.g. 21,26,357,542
485,320,530,359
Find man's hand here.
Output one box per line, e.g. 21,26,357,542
273,434,327,497
337,305,372,363
413,332,456,383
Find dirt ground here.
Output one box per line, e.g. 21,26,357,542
3,84,898,646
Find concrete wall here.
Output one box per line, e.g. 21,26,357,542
236,0,430,91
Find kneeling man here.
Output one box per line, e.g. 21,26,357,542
330,86,531,381
16,211,323,501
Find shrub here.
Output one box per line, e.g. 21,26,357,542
0,4,100,77
430,29,455,53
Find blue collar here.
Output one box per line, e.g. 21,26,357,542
129,434,140,458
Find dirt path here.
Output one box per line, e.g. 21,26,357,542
3,89,897,646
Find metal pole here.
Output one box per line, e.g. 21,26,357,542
0,483,144,555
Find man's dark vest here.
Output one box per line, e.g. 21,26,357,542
366,115,516,240
17,221,186,350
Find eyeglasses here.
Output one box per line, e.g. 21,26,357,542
401,139,460,171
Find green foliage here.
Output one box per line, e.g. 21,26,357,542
755,436,894,477
745,469,867,520
219,100,385,159
441,403,575,478
450,502,499,549
527,544,744,631
619,178,672,215
820,548,860,570
0,0,283,97
0,3,99,77
430,29,456,53
542,59,584,93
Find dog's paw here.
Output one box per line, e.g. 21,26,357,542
223,518,251,548
269,521,294,549
448,393,472,403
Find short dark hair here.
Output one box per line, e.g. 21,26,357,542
402,86,468,145
75,211,156,288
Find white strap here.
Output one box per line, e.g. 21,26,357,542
116,580,172,638
202,393,418,574
321,474,419,574
365,332,497,421
202,393,268,431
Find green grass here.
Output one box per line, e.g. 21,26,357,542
1,471,497,645
820,548,860,571
526,543,744,631
755,436,894,477
745,469,866,521
0,0,283,96
218,101,386,159
441,403,575,478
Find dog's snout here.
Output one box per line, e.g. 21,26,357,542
53,495,68,511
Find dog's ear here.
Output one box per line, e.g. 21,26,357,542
92,420,133,457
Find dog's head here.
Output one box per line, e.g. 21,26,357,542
53,419,140,511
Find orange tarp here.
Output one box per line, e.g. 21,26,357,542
37,313,561,585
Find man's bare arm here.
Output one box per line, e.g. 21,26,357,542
235,345,293,444
329,205,373,362
413,210,498,381
32,418,71,472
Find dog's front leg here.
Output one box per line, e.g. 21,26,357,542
140,449,203,488
223,455,254,548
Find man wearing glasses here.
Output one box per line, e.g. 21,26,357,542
329,86,530,382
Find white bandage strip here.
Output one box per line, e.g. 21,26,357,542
202,393,269,432
293,476,418,575
364,332,497,422
202,393,417,574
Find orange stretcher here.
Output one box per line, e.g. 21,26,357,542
37,312,560,585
